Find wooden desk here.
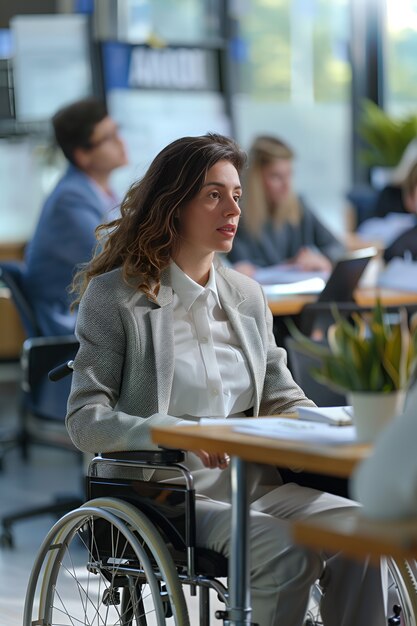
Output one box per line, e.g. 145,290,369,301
152,423,369,478
0,241,26,360
0,287,25,359
293,508,417,564
152,422,369,626
267,287,417,317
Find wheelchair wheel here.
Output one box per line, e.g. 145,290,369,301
303,580,324,626
85,497,189,625
24,502,189,625
386,557,417,626
303,559,417,626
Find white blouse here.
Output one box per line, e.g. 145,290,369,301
168,262,254,419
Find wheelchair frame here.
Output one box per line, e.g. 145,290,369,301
24,450,232,626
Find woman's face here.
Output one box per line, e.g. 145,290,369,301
177,160,242,260
261,158,293,205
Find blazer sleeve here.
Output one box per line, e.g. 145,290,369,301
257,285,316,415
66,278,182,454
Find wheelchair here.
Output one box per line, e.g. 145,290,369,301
22,447,417,626
22,357,417,625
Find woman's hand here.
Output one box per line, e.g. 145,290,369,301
292,247,332,272
192,450,230,469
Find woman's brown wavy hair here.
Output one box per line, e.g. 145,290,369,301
71,132,246,305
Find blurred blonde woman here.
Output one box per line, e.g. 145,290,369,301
228,135,344,275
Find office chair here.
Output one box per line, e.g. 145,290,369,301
0,260,40,467
0,335,81,548
0,260,41,338
0,261,82,547
284,336,346,408
295,300,417,338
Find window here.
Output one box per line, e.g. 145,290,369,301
384,0,417,116
234,0,351,235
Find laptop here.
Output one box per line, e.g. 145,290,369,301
261,247,377,300
317,247,377,302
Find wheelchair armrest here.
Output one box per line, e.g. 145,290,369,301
100,449,185,465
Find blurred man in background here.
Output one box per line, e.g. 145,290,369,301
24,97,128,335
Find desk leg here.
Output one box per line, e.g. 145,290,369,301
228,456,252,626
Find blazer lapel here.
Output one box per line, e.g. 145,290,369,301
149,272,175,414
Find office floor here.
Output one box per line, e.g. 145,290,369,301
0,366,223,626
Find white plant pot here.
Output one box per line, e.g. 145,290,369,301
347,390,406,442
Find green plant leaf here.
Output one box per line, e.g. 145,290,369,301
357,99,417,167
286,300,416,393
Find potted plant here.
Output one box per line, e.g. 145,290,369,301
287,301,417,441
358,99,417,188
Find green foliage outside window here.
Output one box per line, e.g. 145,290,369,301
240,0,291,100
239,0,350,103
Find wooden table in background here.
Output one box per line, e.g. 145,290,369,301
267,287,417,317
0,241,26,360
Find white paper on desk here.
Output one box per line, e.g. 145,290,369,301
377,258,417,293
357,213,416,246
261,277,326,297
296,406,353,426
199,417,284,427
254,264,329,286
233,418,357,445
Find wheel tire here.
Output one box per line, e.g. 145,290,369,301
303,558,417,626
24,505,172,625
386,557,417,626
86,497,190,626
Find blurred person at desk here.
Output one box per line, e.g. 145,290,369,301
356,142,417,260
67,133,386,626
23,97,128,336
382,160,417,262
227,135,345,278
374,138,417,219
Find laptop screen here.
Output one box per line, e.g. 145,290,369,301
260,247,377,300
318,247,377,302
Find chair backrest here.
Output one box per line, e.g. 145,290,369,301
284,336,346,407
20,335,79,449
0,260,40,337
297,300,417,337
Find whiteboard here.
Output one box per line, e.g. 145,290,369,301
11,14,93,122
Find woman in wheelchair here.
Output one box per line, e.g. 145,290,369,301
66,133,387,626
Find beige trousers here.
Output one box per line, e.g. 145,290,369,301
157,455,386,626
194,480,387,626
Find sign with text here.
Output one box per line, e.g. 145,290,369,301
102,42,220,91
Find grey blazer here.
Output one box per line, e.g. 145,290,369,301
66,263,314,455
